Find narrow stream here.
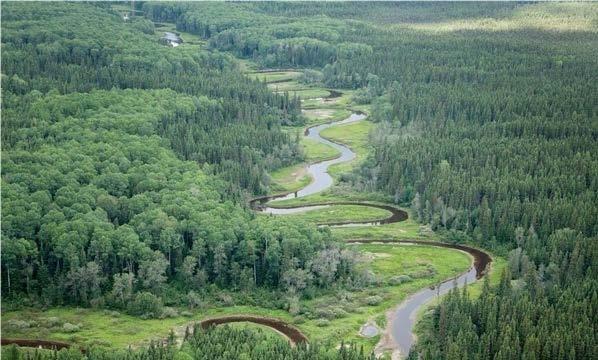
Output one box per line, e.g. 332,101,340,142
268,112,366,205
346,240,491,358
252,111,492,359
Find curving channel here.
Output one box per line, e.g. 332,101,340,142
347,240,491,358
249,111,492,358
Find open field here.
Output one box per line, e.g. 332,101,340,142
303,108,352,126
249,71,302,83
303,137,341,162
268,163,312,193
279,204,391,224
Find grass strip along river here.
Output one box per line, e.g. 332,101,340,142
247,108,493,359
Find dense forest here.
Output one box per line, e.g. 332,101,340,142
2,2,304,195
2,325,373,360
2,1,597,359
140,2,598,359
1,2,359,316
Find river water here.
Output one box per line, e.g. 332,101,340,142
254,110,490,359
261,112,366,214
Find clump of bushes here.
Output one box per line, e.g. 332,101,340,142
365,295,383,306
316,308,336,320
409,266,437,279
187,291,203,309
127,292,163,318
160,307,179,319
293,316,306,324
7,320,35,329
315,319,330,327
388,275,413,285
62,323,81,333
43,317,62,327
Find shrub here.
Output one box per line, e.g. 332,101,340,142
388,275,413,285
316,308,336,320
187,291,203,309
293,316,306,324
62,323,81,333
180,311,193,317
127,292,163,318
365,295,383,306
315,319,330,327
7,320,32,329
44,317,62,327
331,307,349,318
409,266,437,279
160,307,179,319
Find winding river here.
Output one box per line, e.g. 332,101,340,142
250,111,492,358
2,111,491,357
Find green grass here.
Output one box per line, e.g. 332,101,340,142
269,163,312,193
319,120,373,176
332,217,432,241
302,137,340,162
2,244,471,353
278,204,391,224
303,108,352,126
285,88,331,99
249,71,302,83
267,80,308,91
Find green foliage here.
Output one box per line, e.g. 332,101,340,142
1,2,304,194
1,325,375,359
0,3,352,309
413,230,596,360
128,292,163,318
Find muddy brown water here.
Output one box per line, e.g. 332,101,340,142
250,109,491,358
199,315,307,344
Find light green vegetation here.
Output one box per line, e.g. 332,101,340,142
249,71,302,83
294,244,472,349
303,108,352,126
280,205,391,224
270,189,393,208
281,88,331,99
268,137,340,193
2,244,471,352
332,218,430,242
302,137,341,162
268,163,311,193
301,89,356,110
319,120,373,176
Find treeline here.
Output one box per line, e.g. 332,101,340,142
149,2,598,358
1,3,357,314
322,3,596,359
1,2,303,194
1,89,357,313
142,2,371,68
411,229,597,360
2,325,374,360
